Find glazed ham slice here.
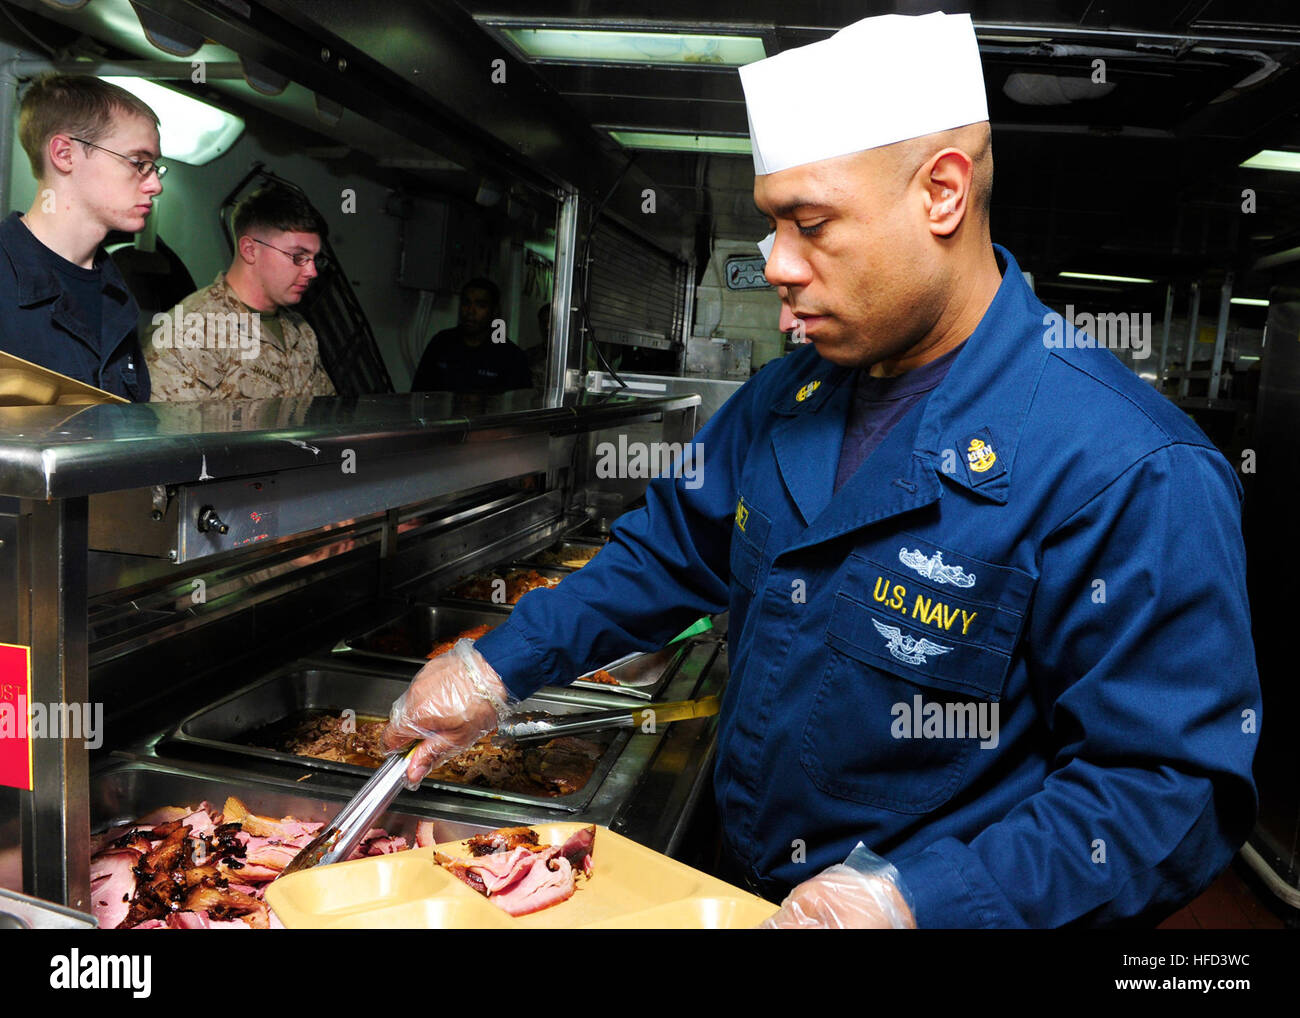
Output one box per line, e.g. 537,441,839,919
466,826,541,857
221,797,322,841
435,825,596,917
559,825,596,877
492,851,574,917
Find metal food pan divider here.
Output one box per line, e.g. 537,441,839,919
333,602,685,701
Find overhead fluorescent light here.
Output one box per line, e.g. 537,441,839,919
981,34,1054,43
500,28,765,66
608,130,751,155
1059,271,1156,284
1239,149,1300,172
1230,297,1270,307
102,76,243,166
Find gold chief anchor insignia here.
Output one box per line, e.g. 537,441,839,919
966,438,997,473
795,380,821,402
735,500,749,532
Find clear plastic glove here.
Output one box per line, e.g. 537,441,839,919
381,639,517,787
759,843,917,929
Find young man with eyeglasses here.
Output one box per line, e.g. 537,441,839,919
0,74,162,400
147,183,336,400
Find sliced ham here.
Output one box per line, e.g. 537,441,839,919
467,846,541,894
178,808,217,838
435,840,582,917
415,820,436,848
136,805,193,826
243,841,302,871
221,797,322,841
559,825,596,877
89,850,138,930
491,852,575,917
92,799,411,928
358,834,407,857
166,911,253,930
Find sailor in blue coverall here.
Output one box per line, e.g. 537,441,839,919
384,13,1260,928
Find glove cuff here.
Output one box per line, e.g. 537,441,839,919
452,638,514,722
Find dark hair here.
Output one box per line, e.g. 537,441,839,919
232,184,327,240
461,277,499,310
19,74,160,179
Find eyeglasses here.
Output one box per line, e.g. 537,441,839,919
69,138,167,179
251,237,330,270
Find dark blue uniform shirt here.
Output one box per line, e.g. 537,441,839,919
0,211,150,401
476,246,1260,928
833,342,960,492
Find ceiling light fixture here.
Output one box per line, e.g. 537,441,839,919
102,76,244,166
607,130,750,154
499,28,765,66
1059,271,1156,284
1239,150,1300,172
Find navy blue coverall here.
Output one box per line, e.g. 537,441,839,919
476,246,1260,928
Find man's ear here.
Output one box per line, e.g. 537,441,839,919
45,134,77,177
236,235,258,265
924,148,974,238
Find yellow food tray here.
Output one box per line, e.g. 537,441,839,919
0,350,129,405
265,822,779,929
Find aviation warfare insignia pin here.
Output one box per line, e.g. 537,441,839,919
872,618,953,667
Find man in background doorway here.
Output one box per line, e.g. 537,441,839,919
411,277,532,393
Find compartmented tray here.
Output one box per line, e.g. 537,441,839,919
333,603,687,700
158,665,633,812
265,822,779,929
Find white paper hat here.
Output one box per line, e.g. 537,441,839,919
739,11,989,176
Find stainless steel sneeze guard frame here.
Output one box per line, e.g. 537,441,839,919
0,389,700,909
0,390,699,500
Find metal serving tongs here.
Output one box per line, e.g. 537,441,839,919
499,695,721,743
278,742,420,879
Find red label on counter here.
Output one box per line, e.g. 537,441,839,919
0,643,32,790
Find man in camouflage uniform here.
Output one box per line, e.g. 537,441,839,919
147,183,336,400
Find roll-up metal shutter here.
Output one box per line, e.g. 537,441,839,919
586,218,688,353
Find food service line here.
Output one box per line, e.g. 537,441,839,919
0,389,702,913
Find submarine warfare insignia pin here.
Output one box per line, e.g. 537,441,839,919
899,548,976,588
795,379,821,403
872,619,953,667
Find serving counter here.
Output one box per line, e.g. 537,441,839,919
0,387,728,922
